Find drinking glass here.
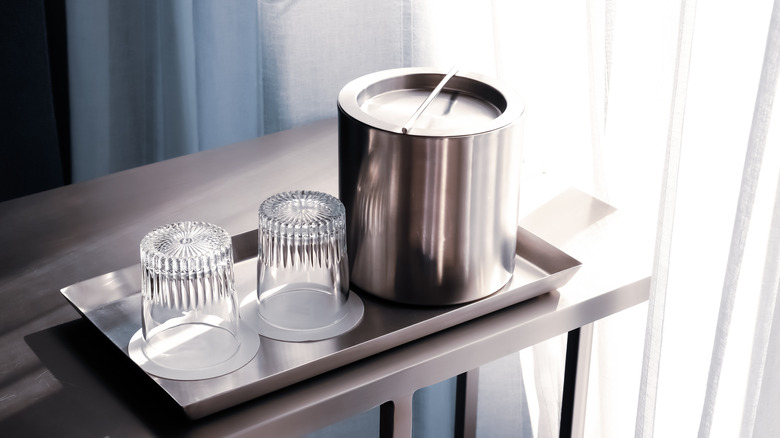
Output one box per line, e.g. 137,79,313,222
140,221,240,370
257,191,350,332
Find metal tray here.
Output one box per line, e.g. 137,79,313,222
61,226,580,419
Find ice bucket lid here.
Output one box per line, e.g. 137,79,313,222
338,67,524,137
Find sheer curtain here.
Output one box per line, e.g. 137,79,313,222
494,0,780,436
565,0,780,436
635,0,780,437
65,0,780,436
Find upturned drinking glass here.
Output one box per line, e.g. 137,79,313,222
257,190,350,332
140,221,240,370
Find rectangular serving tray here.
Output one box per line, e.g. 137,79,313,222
61,226,580,419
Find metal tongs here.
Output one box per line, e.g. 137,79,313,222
401,66,458,134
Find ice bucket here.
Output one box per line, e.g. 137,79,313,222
338,67,525,305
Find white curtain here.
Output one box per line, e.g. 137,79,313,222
489,0,780,436
65,0,780,437
635,0,780,436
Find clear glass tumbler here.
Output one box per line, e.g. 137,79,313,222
257,190,350,332
140,221,240,370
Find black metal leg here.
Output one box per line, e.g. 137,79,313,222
560,328,581,438
455,369,479,438
559,325,593,438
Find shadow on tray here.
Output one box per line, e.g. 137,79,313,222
6,318,191,437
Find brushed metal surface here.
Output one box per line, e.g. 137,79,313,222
338,67,525,305
60,226,580,419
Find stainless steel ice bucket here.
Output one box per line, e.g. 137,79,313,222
338,67,524,305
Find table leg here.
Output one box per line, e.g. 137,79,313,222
380,393,414,438
559,324,593,438
455,369,479,438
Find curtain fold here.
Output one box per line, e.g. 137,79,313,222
700,0,780,434
746,159,780,435
635,0,697,436
67,0,260,182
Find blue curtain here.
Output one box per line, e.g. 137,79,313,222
67,0,262,181
65,0,417,183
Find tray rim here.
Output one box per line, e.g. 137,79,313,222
60,225,581,419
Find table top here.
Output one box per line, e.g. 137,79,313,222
0,118,652,437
